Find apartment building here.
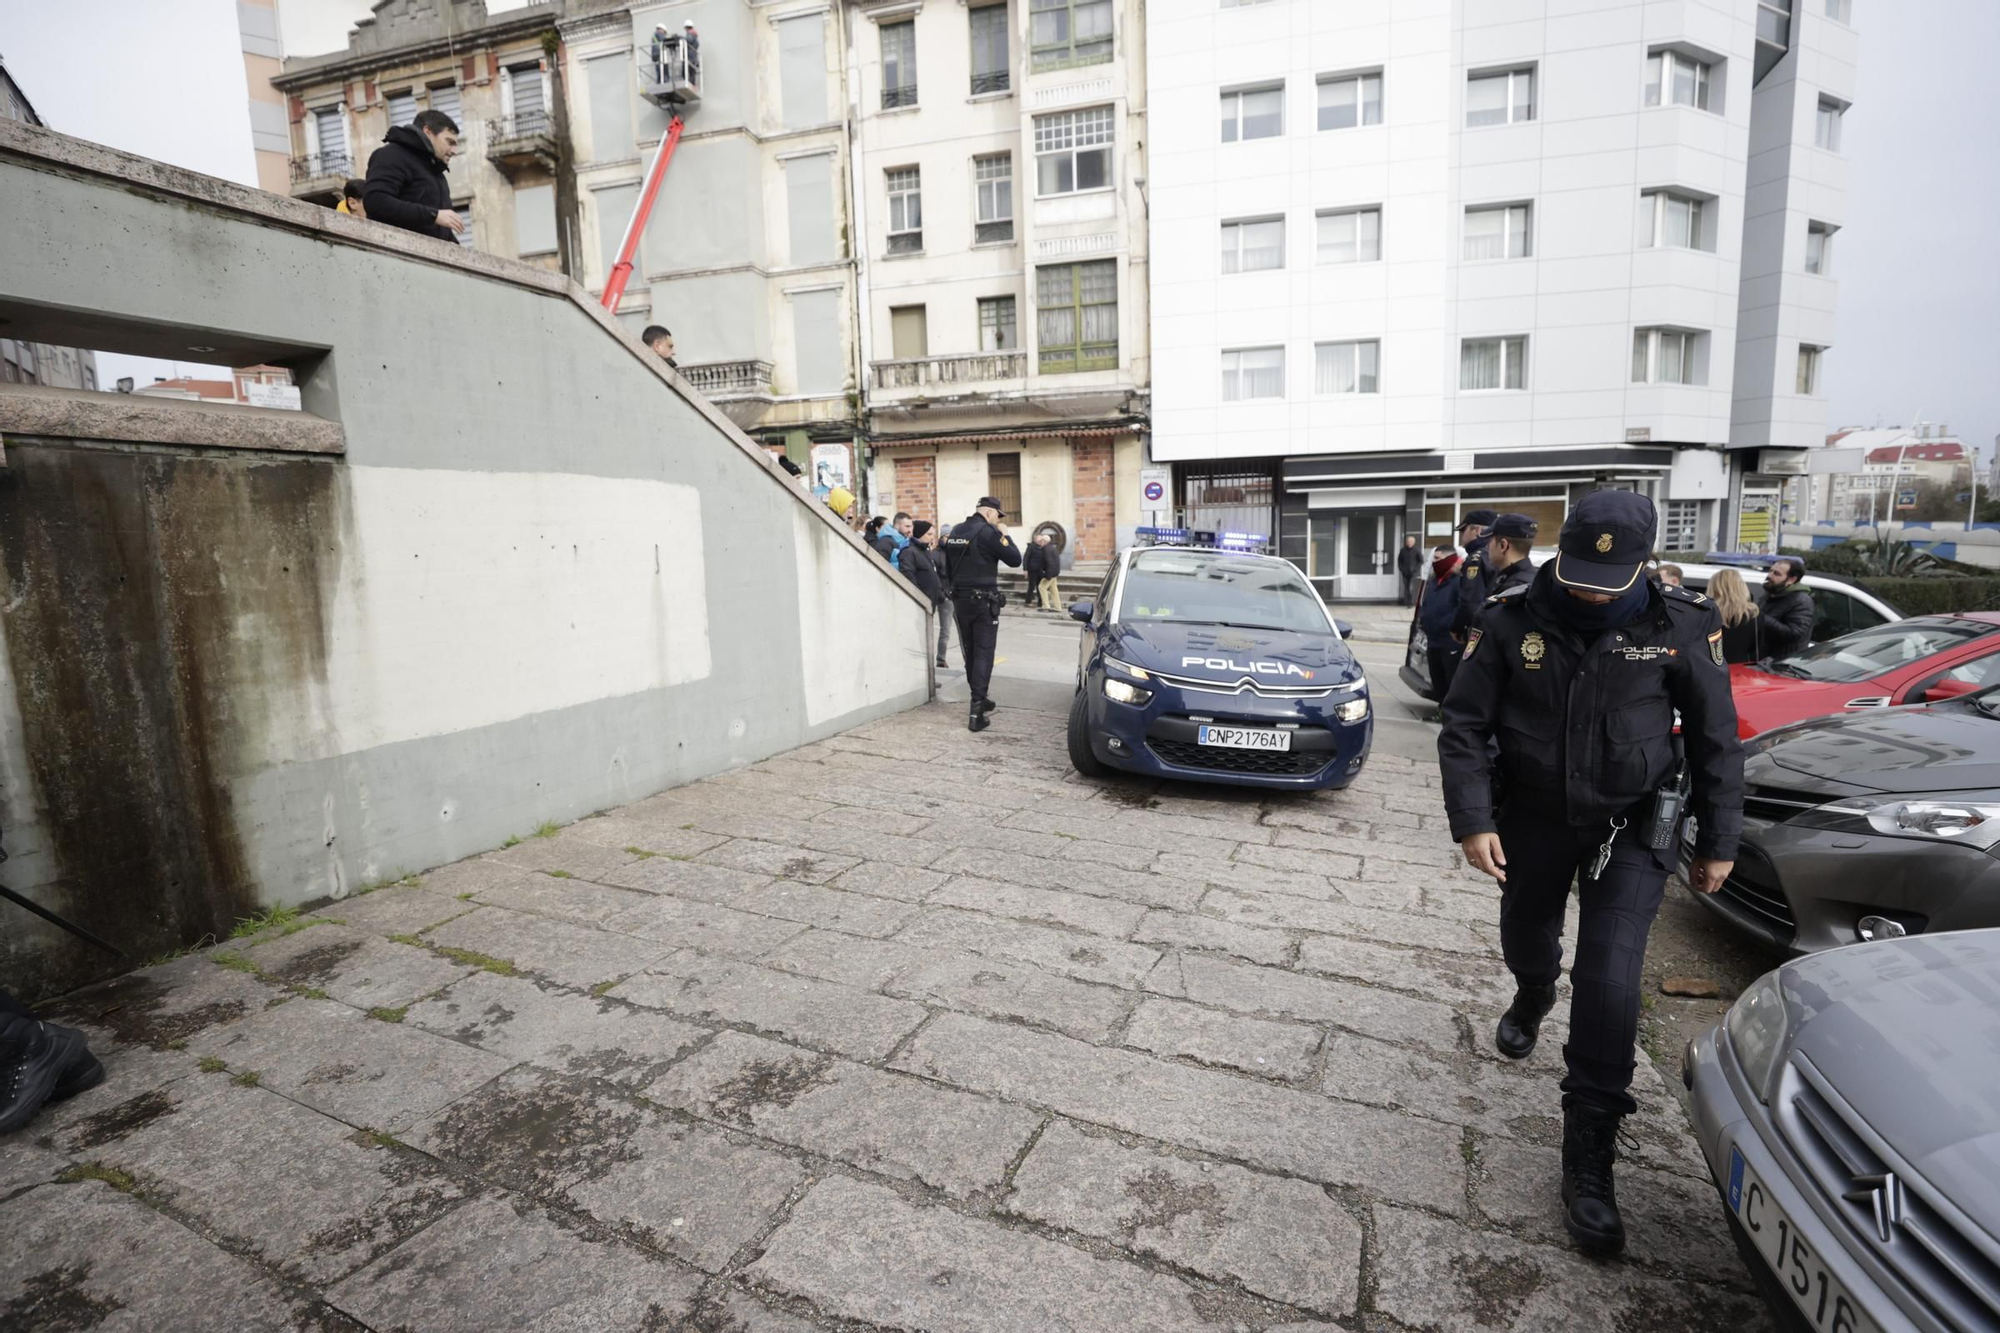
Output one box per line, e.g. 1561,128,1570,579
1148,0,1858,598
0,56,99,391
844,0,1150,560
270,0,574,270
559,1,862,460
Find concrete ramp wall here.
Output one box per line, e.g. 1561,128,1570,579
0,120,930,1000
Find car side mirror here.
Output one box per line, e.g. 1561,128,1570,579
1922,678,1980,703
1068,600,1094,624
1333,619,1354,639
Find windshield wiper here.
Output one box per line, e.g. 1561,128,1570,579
1758,659,1810,678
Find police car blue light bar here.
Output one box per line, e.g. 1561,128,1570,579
1134,527,1272,553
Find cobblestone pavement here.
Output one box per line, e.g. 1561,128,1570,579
0,699,1772,1332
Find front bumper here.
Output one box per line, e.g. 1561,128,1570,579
1080,675,1372,791
1686,1026,1933,1333
1680,816,2000,954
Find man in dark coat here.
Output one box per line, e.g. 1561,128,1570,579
1758,557,1817,657
362,110,463,242
1396,534,1424,605
901,521,951,667
1021,530,1051,606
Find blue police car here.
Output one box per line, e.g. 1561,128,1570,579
1065,533,1373,790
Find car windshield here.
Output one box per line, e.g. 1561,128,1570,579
1118,549,1332,634
1766,619,1995,684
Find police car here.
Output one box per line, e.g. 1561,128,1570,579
1065,531,1372,790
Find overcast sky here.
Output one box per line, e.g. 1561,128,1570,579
3,0,1994,462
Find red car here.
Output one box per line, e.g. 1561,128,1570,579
1729,612,2000,738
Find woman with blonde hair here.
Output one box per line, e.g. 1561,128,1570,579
1710,567,1764,664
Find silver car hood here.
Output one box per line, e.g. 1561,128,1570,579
1787,931,2000,1238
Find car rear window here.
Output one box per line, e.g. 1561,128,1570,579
1766,619,1996,684
1118,550,1332,634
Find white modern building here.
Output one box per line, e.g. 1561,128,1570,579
844,0,1151,561
1147,0,1858,598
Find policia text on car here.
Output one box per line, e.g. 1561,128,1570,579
941,496,1022,732
1436,489,1745,1257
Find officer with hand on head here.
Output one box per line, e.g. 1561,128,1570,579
1454,512,1539,640
1436,489,1743,1258
941,496,1022,732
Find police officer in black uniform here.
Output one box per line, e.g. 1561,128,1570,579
1437,490,1743,1256
941,496,1022,732
1454,513,1538,639
1427,509,1498,700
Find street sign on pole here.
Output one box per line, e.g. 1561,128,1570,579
1139,465,1171,524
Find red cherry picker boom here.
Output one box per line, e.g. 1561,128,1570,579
601,34,701,311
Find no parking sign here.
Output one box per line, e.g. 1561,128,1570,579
1139,466,1171,522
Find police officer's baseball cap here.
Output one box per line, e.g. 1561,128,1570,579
1552,490,1656,594
976,495,1007,517
1461,508,1499,530
1490,513,1539,543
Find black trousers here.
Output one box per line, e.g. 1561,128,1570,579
952,589,1002,704
1495,802,1671,1118
1428,640,1460,702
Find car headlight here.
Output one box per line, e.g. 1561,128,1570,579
1794,791,2000,852
1103,677,1153,706
1724,971,1791,1105
1334,696,1369,723
1103,656,1151,681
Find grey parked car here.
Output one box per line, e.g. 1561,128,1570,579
1680,685,2000,953
1685,929,2000,1333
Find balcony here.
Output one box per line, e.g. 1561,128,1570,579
485,114,556,180
288,151,351,200
871,351,1025,392
680,359,772,400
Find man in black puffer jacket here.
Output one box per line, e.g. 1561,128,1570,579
900,521,951,667
363,110,464,243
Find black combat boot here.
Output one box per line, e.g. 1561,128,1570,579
968,702,990,733
1561,1105,1627,1255
0,1016,96,1135
1494,981,1558,1059
975,698,997,716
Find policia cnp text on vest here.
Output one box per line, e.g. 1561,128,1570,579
1436,489,1744,1258
940,496,1022,732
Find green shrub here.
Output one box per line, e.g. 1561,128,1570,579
1854,577,2000,616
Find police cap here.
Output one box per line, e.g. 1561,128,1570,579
1490,513,1539,542
976,495,1008,518
1552,490,1656,594
1462,509,1499,529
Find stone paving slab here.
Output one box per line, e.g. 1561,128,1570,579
647,1031,1042,1198
894,1012,1467,1213
400,971,706,1087
191,997,512,1135
0,1179,344,1329
1006,1121,1363,1317
746,1176,1335,1333
0,698,1767,1332
327,1191,705,1331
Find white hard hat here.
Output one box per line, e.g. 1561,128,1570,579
684,20,695,28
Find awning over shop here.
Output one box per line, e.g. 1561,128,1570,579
1282,444,1674,487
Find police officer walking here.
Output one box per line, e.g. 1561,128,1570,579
1453,513,1539,640
941,496,1022,732
1437,490,1743,1256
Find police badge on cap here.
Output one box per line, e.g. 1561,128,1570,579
1552,490,1655,594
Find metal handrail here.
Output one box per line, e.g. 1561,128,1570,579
635,42,701,97
486,113,550,141
289,152,351,182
